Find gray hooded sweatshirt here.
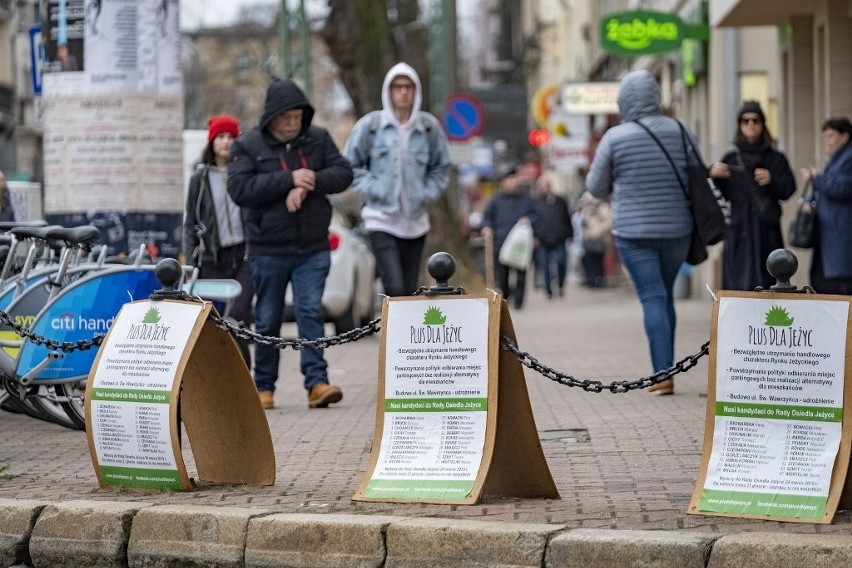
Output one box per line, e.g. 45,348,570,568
585,70,694,239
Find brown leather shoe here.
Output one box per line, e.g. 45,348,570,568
258,390,274,409
308,383,343,408
648,379,674,395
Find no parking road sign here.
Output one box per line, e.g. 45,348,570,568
443,95,484,141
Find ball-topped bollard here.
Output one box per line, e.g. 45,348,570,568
423,252,464,296
767,249,798,292
150,258,190,301
427,252,456,287
155,258,183,290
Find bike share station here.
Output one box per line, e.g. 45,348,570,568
80,249,852,525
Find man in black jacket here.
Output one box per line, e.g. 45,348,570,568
228,79,354,410
532,172,573,298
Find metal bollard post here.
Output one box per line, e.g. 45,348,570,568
149,258,194,301
757,248,814,294
421,252,466,296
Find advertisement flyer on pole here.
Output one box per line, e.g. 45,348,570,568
41,0,184,256
363,298,490,501
696,296,849,520
89,301,202,490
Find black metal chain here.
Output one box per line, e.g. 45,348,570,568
500,335,710,393
211,308,709,393
208,312,382,349
0,301,709,392
0,308,104,353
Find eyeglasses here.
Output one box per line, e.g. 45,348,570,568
391,83,415,92
740,117,762,125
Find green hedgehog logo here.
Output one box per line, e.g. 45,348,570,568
764,305,794,327
142,307,162,324
422,306,447,325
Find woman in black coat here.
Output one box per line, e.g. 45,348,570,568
709,101,795,290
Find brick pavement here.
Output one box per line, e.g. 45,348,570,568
1,279,851,537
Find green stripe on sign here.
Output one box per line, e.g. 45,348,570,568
699,488,826,518
91,388,171,404
715,401,841,422
364,478,474,500
99,465,184,490
384,398,487,412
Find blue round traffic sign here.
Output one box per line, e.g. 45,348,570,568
443,95,484,141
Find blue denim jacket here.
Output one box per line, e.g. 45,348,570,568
345,110,451,218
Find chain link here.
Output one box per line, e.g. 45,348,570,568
500,335,710,393
0,308,103,353
208,312,382,349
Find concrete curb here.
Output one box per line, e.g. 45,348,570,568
0,499,47,567
129,504,270,568
707,532,852,568
386,517,563,567
245,513,404,568
28,500,148,568
546,528,716,567
4,499,852,567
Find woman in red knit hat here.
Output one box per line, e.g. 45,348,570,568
183,115,254,364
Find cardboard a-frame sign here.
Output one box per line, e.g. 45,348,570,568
689,291,852,523
85,299,275,491
353,294,559,504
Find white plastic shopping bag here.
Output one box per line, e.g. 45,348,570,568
498,219,534,270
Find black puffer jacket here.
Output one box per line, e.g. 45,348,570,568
227,79,353,256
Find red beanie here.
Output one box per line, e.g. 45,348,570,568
207,115,239,142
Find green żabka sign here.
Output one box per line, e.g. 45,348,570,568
601,10,708,56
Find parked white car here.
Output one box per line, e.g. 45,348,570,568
285,210,377,335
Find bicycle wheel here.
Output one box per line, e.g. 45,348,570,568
56,379,86,430
2,377,75,428
0,385,26,414
30,384,82,430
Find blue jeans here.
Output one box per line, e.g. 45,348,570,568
534,241,567,296
250,251,331,393
615,235,690,373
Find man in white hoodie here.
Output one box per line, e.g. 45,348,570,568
344,62,452,297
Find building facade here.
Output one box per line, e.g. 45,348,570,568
0,0,41,183
515,0,851,290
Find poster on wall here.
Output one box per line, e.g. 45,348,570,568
42,0,181,95
48,211,182,258
42,0,85,75
41,0,183,256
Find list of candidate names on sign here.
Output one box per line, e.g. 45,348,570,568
699,297,848,518
377,413,484,477
711,420,833,494
92,401,172,468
